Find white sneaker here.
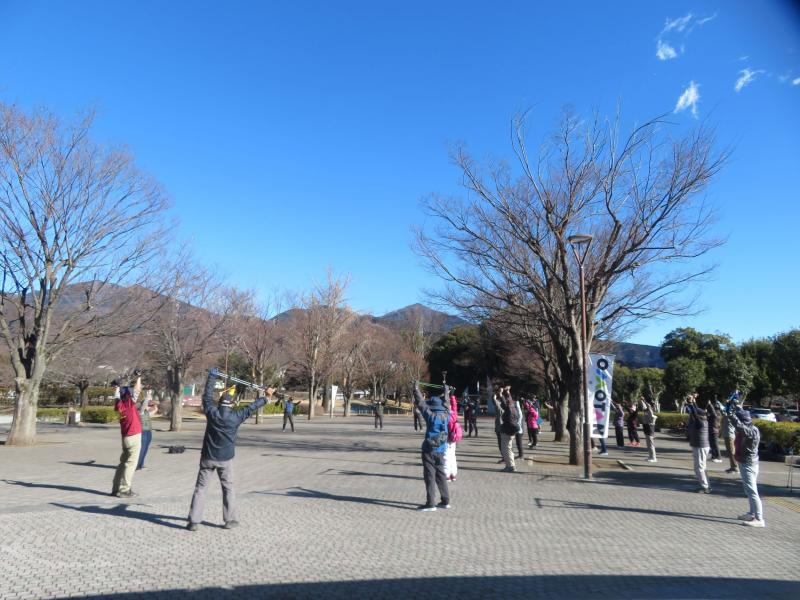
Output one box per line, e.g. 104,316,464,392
599,452,609,456
711,459,723,463
737,513,754,521
646,458,658,463
742,519,765,528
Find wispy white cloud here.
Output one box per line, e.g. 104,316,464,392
656,12,716,61
675,81,700,117
793,77,800,86
694,13,718,28
656,40,678,61
734,68,764,92
664,13,693,33
739,56,750,62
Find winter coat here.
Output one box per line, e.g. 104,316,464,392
200,374,267,461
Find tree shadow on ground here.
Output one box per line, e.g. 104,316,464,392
1,479,109,497
50,502,194,530
534,497,738,524
592,469,799,498
66,575,800,599
321,468,420,481
252,487,419,510
61,460,116,469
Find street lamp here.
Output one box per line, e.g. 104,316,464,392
568,233,593,480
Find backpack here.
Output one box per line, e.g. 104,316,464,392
448,417,463,443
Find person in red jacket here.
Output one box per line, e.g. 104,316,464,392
111,372,143,498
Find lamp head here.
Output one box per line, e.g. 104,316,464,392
567,233,593,245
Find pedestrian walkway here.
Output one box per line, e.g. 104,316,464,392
0,417,798,599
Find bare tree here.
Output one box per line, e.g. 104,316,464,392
47,338,134,407
338,318,370,417
416,109,726,465
0,104,168,445
361,322,402,401
239,292,288,422
293,270,351,419
148,251,231,431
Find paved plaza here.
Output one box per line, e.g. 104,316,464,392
1,415,798,599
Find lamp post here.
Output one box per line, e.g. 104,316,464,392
568,233,593,480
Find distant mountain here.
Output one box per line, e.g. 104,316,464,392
374,303,468,334
594,340,665,369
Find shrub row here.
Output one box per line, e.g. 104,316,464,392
758,421,800,455
81,407,119,423
36,408,68,421
655,412,800,455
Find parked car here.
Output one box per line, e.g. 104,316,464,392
749,407,777,422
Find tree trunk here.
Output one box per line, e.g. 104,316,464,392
553,398,568,442
169,367,183,432
344,394,352,417
79,382,90,409
307,374,316,420
567,378,584,466
7,373,44,446
321,380,330,414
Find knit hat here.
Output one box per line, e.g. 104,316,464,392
119,387,132,401
428,396,444,409
737,409,752,424
219,386,236,406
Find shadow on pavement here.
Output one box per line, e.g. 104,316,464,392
63,575,800,599
61,460,116,469
592,469,799,498
323,468,420,481
50,502,196,530
1,479,109,497
252,487,419,510
534,497,738,524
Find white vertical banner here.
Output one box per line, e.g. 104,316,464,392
329,385,338,418
588,353,615,439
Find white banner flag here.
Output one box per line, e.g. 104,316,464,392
588,353,615,439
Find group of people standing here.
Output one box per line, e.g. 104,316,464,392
685,392,765,527
110,368,766,531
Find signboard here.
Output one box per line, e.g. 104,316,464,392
588,353,615,439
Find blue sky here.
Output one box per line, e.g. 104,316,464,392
1,1,798,346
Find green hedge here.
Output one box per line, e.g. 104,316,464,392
81,407,119,423
36,408,68,420
656,413,687,432
758,421,800,455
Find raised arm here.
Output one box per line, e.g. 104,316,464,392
202,370,219,417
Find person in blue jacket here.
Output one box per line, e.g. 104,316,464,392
187,369,273,531
412,381,451,512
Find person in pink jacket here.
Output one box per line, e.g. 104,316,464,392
442,394,462,481
523,397,540,448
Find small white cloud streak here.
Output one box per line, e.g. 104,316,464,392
656,40,678,60
675,81,700,117
735,68,763,92
792,77,800,86
664,13,693,33
694,13,717,27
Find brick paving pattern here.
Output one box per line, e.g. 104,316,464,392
1,415,798,599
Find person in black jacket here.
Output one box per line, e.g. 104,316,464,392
187,369,273,531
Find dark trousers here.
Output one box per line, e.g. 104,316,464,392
709,431,720,459
627,423,640,443
467,416,478,437
421,450,449,506
374,414,383,429
283,413,295,431
527,425,539,446
137,429,152,469
515,432,524,458
496,431,502,452
615,424,625,447
414,412,423,431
